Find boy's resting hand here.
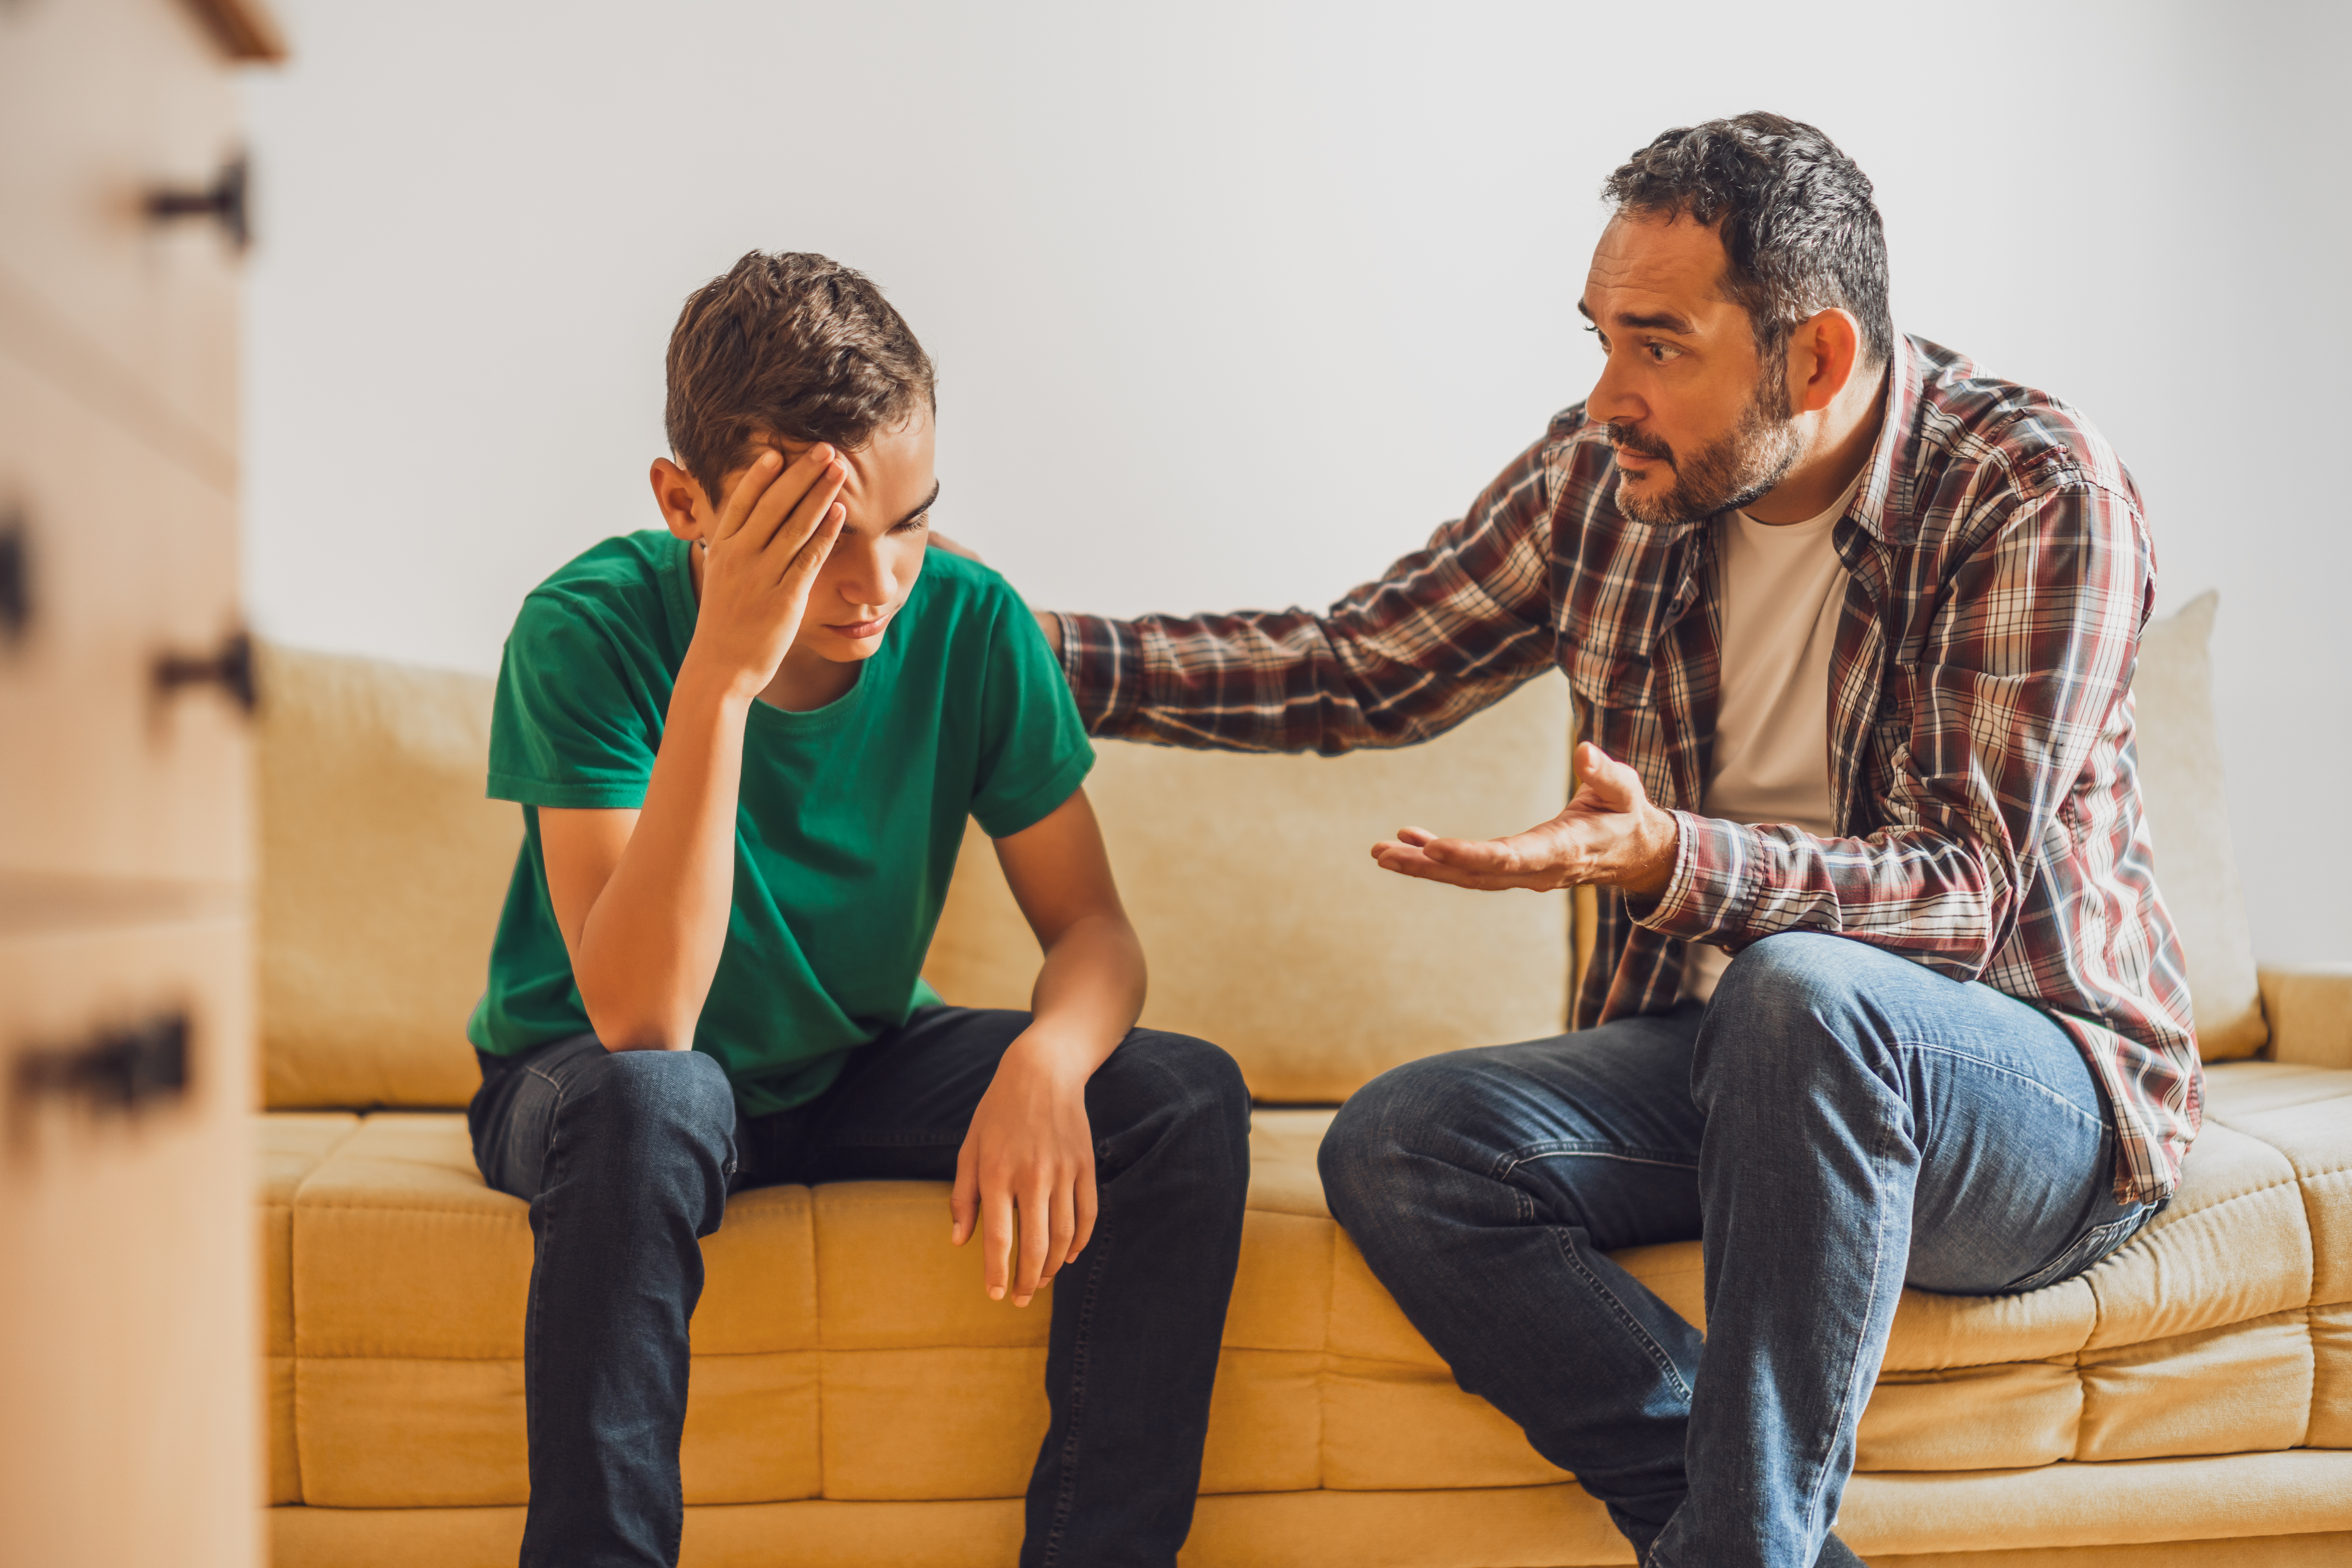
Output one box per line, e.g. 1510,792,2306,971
684,446,850,699
951,1027,1100,1309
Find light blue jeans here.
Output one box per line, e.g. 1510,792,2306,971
1318,932,2162,1568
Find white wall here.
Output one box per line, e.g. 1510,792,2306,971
239,0,2352,967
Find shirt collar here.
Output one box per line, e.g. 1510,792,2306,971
1849,330,1924,546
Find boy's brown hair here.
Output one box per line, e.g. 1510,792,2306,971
664,251,935,503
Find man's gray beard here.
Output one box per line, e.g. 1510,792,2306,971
1615,379,1804,525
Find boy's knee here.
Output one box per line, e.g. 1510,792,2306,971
1138,1030,1251,1141
564,1046,735,1161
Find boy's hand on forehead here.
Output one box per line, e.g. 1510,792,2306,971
681,445,850,699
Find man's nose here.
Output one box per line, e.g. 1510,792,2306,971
1587,349,1646,429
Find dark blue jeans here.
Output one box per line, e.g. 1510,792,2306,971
1318,933,2164,1568
468,1006,1252,1568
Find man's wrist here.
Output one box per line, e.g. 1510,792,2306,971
1616,805,1680,900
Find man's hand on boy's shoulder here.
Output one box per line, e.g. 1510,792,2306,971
921,531,1064,658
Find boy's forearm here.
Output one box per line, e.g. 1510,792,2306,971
575,665,750,1050
1020,913,1147,1076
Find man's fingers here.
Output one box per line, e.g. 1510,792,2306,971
983,1188,1016,1301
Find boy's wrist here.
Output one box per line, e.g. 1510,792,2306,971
1005,1023,1105,1083
673,648,763,713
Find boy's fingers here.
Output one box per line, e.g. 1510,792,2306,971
1036,1182,1076,1286
1068,1168,1099,1264
731,446,836,555
983,1188,1015,1301
949,1147,978,1247
1011,1183,1053,1305
752,454,848,562
710,450,784,543
778,504,846,590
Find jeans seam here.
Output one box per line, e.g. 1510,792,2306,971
1801,1104,1897,1553
1037,1222,1109,1567
1890,1041,2107,1131
1495,1141,1696,1400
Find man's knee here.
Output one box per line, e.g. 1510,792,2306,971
1318,1053,1470,1232
1694,932,1884,1105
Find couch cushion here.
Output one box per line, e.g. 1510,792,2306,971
258,644,515,1108
268,1062,2352,1512
2132,592,2266,1060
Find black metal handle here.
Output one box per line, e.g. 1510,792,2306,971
153,628,256,716
145,153,249,250
12,1011,191,1138
0,504,27,649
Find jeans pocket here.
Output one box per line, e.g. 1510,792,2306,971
2002,1202,2158,1296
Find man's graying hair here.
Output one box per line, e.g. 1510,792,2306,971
1603,112,1893,372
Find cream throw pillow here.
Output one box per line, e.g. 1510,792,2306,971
2129,592,2267,1060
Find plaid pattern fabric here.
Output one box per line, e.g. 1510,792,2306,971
1058,335,2201,1204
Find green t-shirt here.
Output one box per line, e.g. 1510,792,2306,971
465,533,1092,1115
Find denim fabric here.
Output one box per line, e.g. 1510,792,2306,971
469,1007,1251,1568
1318,932,2160,1568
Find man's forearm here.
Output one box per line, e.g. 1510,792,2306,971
573,666,749,1050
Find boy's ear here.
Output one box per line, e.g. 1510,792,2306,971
650,457,710,543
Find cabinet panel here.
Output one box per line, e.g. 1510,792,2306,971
0,0,242,475
0,912,258,1568
0,348,250,884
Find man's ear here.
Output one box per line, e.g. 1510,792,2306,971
649,457,710,543
1790,308,1863,415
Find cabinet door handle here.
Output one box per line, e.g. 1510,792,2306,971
11,1010,191,1142
0,504,27,648
144,153,250,250
153,629,256,716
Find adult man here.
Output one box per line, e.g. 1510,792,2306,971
1040,114,2199,1567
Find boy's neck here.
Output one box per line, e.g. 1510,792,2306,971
758,651,862,713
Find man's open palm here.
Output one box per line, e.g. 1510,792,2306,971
1370,741,1679,898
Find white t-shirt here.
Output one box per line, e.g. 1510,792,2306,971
1680,473,1863,1004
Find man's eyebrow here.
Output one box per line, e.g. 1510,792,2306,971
1574,299,1698,335
887,481,941,530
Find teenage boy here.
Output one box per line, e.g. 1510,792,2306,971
464,251,1251,1568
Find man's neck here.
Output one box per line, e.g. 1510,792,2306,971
1744,360,1890,525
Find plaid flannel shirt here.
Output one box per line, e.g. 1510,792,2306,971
1058,334,2201,1204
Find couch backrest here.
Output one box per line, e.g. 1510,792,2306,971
255,592,2263,1109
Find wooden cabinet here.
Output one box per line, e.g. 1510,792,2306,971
0,1,282,1564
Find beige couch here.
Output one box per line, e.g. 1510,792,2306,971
254,594,2352,1566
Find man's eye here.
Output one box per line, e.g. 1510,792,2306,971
894,514,930,535
1645,341,1682,363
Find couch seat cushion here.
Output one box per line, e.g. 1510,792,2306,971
268,1061,2351,1510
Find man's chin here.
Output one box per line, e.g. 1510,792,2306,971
1614,470,1694,525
